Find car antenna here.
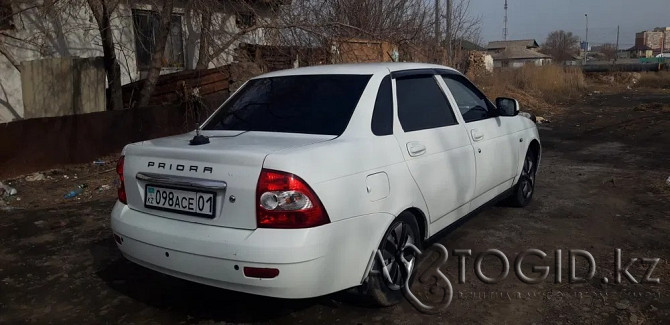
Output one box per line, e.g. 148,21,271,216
189,122,210,145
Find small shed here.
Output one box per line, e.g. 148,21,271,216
627,45,654,58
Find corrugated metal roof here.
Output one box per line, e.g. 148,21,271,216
628,45,653,51
491,46,551,60
487,39,540,50
455,39,485,51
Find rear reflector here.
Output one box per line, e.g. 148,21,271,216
243,267,280,279
116,156,127,204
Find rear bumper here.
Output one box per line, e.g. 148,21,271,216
110,202,393,299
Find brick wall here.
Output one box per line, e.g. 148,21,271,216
637,29,670,53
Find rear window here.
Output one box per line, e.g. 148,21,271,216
204,74,372,135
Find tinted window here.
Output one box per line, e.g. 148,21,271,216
442,75,494,123
371,76,393,136
396,76,457,132
204,75,372,135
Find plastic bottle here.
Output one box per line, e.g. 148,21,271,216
64,184,86,199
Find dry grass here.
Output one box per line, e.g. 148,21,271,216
636,71,670,89
474,65,586,115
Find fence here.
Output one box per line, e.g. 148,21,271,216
121,67,231,108
582,63,666,73
236,43,330,72
331,39,397,63
21,57,106,118
0,104,211,179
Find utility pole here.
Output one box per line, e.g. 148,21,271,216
584,13,589,64
435,0,440,63
446,0,453,64
503,0,508,40
616,25,620,62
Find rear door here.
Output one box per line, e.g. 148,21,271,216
392,73,476,226
440,74,518,207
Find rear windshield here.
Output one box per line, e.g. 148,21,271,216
203,74,372,135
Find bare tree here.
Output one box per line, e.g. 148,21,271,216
86,0,123,110
322,0,434,44
135,0,175,108
1,0,127,110
0,43,19,70
195,4,212,69
187,0,447,67
541,30,579,63
180,0,482,70
0,0,483,116
599,43,617,61
445,0,481,45
444,0,481,66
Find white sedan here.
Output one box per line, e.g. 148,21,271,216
111,63,540,305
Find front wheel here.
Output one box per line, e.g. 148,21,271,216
508,148,538,207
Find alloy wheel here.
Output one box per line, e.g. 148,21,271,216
379,222,417,287
520,152,536,199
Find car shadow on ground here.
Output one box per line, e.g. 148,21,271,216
92,233,379,323
94,248,330,323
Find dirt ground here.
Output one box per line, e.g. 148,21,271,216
1,86,669,324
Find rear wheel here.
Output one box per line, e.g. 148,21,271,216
363,213,421,306
508,148,538,207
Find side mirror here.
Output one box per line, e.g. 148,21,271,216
496,97,520,117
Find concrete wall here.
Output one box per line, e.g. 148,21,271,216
0,1,134,122
0,0,274,122
21,57,106,118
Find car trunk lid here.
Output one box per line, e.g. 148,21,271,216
122,131,334,229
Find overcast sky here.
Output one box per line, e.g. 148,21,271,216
468,0,670,48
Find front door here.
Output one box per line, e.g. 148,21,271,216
440,74,518,207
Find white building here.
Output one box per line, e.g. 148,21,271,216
0,0,282,122
486,39,552,68
490,46,552,68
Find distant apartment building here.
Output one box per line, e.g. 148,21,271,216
635,27,670,55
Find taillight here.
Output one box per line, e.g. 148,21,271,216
243,267,279,278
116,156,127,204
256,169,330,229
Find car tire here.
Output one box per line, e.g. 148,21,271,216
507,148,538,207
359,212,421,307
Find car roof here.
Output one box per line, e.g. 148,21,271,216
255,62,460,78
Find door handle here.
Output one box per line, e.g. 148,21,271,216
471,129,484,142
406,142,426,157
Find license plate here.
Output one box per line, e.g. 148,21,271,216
144,185,216,218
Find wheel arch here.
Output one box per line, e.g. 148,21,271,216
402,207,428,242
513,137,542,186
528,139,542,170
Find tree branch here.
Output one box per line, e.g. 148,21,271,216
0,44,20,71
